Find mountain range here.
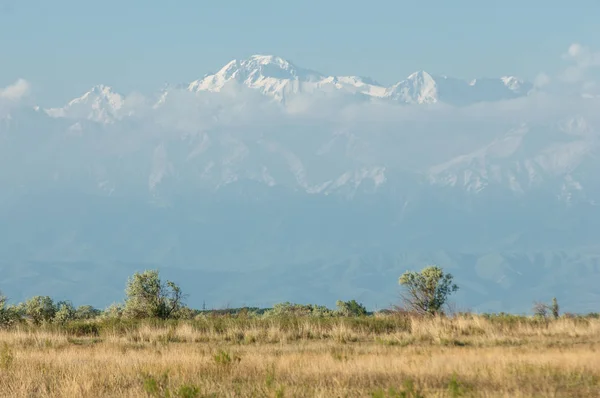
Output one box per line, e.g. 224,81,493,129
43,54,534,122
1,54,599,313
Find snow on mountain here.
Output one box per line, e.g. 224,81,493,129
427,119,599,199
44,55,535,121
139,126,389,200
45,85,125,124
384,71,439,104
385,72,533,105
500,76,527,92
188,55,325,100
187,55,386,101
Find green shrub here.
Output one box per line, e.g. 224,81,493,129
124,270,185,320
336,300,368,316
21,296,56,324
54,301,76,324
101,303,124,319
0,293,21,328
398,265,458,316
266,302,336,317
75,305,102,320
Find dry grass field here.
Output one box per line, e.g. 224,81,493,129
0,315,599,397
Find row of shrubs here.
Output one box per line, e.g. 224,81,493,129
0,269,376,327
0,293,371,328
3,268,599,329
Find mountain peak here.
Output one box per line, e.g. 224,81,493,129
407,70,435,81
45,85,125,123
71,85,122,105
225,54,321,79
188,54,325,96
500,76,528,92
89,84,115,94
68,85,123,107
246,54,293,66
385,70,439,104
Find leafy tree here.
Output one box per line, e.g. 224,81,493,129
124,270,185,319
54,301,76,324
21,296,56,324
398,266,459,315
336,300,367,316
0,291,19,327
102,303,124,319
75,305,101,320
173,306,197,320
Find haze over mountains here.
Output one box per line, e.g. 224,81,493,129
1,54,600,313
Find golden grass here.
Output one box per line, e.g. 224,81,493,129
1,315,600,397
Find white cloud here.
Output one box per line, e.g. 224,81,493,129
566,43,583,58
0,79,31,101
534,72,550,88
563,43,600,66
119,91,149,118
560,43,600,84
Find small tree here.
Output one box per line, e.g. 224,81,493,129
124,270,185,320
0,291,18,327
398,265,459,316
21,296,56,324
54,301,76,324
102,303,124,319
75,305,101,320
533,301,548,318
551,297,559,319
336,300,368,316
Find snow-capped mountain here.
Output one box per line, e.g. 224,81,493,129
22,54,597,202
188,55,323,92
427,119,599,202
187,55,532,104
187,54,386,101
42,54,535,121
45,85,125,124
384,71,438,104
385,71,533,105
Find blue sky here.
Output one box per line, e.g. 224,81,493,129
1,0,599,105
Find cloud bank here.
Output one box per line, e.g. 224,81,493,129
0,78,31,101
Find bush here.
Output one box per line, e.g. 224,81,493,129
124,270,185,320
266,302,336,317
336,300,368,316
172,306,197,320
0,293,21,328
75,305,102,320
398,266,458,316
21,296,56,324
102,303,124,319
54,301,76,324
